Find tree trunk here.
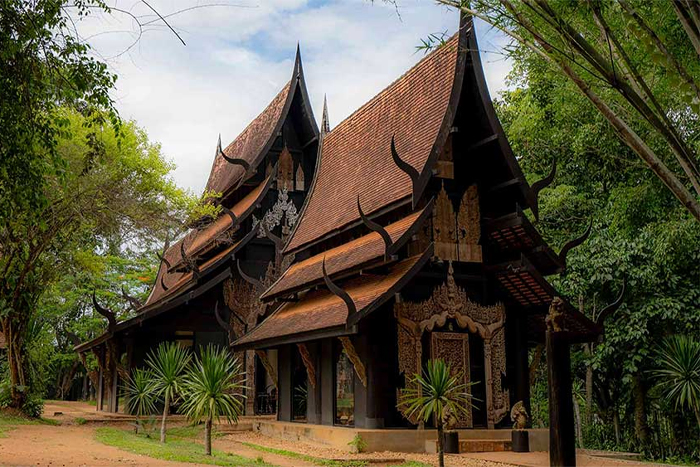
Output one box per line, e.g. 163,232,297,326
4,319,28,409
437,420,445,467
632,374,649,446
160,393,169,443
573,395,583,448
612,408,621,446
205,417,213,456
694,407,700,449
134,415,140,434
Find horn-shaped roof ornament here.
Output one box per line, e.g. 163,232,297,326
237,259,263,291
357,195,393,260
92,292,117,331
391,135,420,209
531,160,557,221
596,279,626,325
121,286,143,311
160,275,169,291
180,240,201,279
217,134,251,192
558,219,592,274
261,222,284,251
322,256,357,321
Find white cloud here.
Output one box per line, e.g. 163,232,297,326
76,1,512,194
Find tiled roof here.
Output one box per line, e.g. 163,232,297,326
236,254,425,347
205,82,291,197
145,175,270,306
285,33,461,253
262,206,430,300
146,240,241,306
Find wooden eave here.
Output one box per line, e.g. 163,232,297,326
263,201,433,302
168,174,274,273
233,247,431,350
74,233,257,353
487,254,600,341
483,205,562,275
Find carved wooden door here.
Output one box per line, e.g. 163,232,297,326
430,332,472,428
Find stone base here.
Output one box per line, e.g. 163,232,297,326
253,421,549,453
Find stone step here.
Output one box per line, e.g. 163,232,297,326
459,439,512,453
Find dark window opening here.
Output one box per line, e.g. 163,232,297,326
291,347,307,422
334,342,355,426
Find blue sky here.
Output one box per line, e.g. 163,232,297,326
76,1,512,194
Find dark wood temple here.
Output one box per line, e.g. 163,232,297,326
76,16,598,432
75,47,320,414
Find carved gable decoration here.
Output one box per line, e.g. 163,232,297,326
432,183,481,262
253,188,299,239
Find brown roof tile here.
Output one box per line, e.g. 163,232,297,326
262,206,430,300
205,81,291,197
285,34,461,253
236,254,425,347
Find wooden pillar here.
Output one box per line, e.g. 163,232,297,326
305,342,322,424
245,350,256,416
277,345,292,422
96,368,104,411
547,330,576,466
514,314,531,419
321,339,334,426
484,336,495,429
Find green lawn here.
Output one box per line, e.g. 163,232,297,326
0,410,59,438
95,427,273,467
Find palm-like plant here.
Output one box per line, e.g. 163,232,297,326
651,335,700,436
124,368,157,434
398,359,473,467
145,341,192,443
181,345,246,455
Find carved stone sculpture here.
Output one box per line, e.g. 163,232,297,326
511,400,529,429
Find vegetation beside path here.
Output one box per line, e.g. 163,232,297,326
0,410,59,438
95,426,272,467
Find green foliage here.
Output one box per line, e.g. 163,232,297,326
240,442,369,467
347,433,367,453
651,335,700,417
146,342,192,407
74,417,87,426
94,427,272,466
398,359,473,426
21,397,44,419
181,345,245,426
124,368,157,433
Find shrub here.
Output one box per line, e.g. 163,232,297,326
21,397,44,418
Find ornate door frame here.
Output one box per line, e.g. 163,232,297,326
430,332,472,428
395,263,509,429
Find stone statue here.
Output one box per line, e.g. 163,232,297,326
546,296,566,332
510,400,528,429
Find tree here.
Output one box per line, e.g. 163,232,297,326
436,0,700,222
398,359,472,467
125,368,157,434
651,335,700,440
181,345,245,456
145,341,192,443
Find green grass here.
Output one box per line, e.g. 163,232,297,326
95,427,273,466
0,410,60,437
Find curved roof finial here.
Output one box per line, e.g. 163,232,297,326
391,134,420,209
559,219,592,274
357,195,392,259
531,159,557,221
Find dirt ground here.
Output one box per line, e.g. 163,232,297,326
0,401,673,467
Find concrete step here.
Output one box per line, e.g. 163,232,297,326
425,438,512,454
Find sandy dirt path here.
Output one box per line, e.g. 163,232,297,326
0,424,200,467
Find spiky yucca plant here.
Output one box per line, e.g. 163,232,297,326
398,359,473,467
181,345,245,455
651,335,700,436
125,368,157,434
145,341,191,443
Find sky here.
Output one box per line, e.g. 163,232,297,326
76,0,512,195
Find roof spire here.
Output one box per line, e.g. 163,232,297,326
321,94,330,134
216,133,222,154
294,42,302,79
